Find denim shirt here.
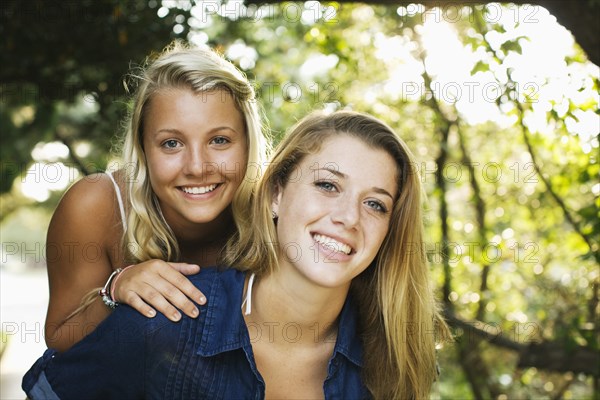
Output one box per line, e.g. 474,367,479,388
23,267,370,399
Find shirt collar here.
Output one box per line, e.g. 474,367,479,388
197,268,248,357
332,294,364,367
196,269,364,367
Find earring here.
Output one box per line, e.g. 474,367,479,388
272,210,278,219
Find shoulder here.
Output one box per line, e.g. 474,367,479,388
45,173,124,272
51,173,120,224
63,172,116,200
48,172,126,240
108,268,245,328
188,267,247,331
90,268,247,340
188,267,246,293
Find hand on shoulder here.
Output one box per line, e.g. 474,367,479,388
112,260,205,322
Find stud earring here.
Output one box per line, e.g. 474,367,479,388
272,210,278,219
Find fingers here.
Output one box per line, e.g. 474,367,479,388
149,275,200,321
163,266,207,306
120,291,157,319
138,284,185,322
119,284,183,322
168,262,201,275
114,261,206,322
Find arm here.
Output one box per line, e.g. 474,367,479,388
44,173,206,351
26,306,149,399
44,174,120,352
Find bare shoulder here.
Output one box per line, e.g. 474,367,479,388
45,172,127,347
48,173,124,250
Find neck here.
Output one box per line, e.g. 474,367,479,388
247,270,349,345
170,209,235,266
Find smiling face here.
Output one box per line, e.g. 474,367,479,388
143,88,247,230
271,134,399,290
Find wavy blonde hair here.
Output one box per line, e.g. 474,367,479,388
122,41,268,263
224,110,448,398
65,42,268,322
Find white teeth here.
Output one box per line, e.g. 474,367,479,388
313,234,352,255
181,184,217,194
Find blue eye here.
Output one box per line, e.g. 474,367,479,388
365,199,387,213
162,139,180,149
211,136,230,145
315,181,338,192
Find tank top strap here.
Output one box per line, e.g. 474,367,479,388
105,172,127,232
241,273,256,316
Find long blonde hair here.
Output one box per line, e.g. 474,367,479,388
224,110,448,398
122,41,268,263
66,42,268,322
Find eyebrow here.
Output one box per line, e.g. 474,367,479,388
154,126,241,136
316,167,395,200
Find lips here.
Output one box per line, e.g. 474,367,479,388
179,184,219,194
312,233,353,255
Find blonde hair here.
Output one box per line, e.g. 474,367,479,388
65,42,268,323
122,41,268,263
224,110,448,398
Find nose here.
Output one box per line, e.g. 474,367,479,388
182,146,208,177
330,193,360,229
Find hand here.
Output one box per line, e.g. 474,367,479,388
112,260,206,321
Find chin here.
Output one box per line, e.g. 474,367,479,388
184,212,219,225
306,269,352,289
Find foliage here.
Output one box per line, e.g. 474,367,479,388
1,0,187,196
1,1,598,397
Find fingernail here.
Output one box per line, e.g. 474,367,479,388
172,312,181,321
192,308,199,317
148,310,156,317
199,296,206,304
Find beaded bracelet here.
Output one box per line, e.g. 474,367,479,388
99,268,123,309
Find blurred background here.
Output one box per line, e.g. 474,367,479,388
1,0,598,398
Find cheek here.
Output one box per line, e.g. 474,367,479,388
150,147,184,167
366,220,391,254
146,152,180,187
276,191,303,222
145,166,163,196
219,148,248,182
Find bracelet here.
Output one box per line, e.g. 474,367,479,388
110,265,134,303
99,268,123,309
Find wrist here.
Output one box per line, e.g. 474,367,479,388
98,268,123,309
110,265,134,303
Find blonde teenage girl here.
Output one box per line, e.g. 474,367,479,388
44,41,268,352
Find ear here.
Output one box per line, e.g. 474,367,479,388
271,184,282,217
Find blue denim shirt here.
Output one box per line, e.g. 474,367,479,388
23,267,370,399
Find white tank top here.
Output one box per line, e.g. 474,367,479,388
105,172,127,232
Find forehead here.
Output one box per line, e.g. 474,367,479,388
300,135,399,196
148,87,239,112
143,88,245,132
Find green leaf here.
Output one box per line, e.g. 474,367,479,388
500,39,523,55
470,60,490,75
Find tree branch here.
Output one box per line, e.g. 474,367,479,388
470,5,598,263
419,52,500,398
419,59,453,307
519,116,597,262
456,124,492,322
444,310,600,376
53,130,93,176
